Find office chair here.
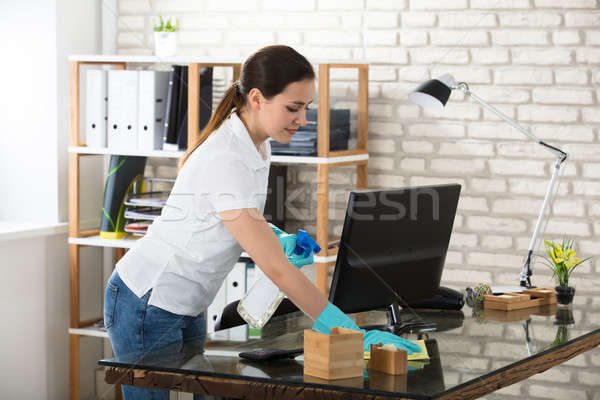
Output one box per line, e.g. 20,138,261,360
214,298,300,331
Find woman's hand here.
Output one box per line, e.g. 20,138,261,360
268,224,319,268
363,330,421,354
313,302,421,353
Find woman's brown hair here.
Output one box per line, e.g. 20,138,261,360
179,45,315,168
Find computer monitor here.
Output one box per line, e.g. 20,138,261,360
329,184,461,332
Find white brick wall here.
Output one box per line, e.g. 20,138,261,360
402,12,437,27
118,1,600,398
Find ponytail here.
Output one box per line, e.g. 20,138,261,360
179,82,244,168
179,45,315,169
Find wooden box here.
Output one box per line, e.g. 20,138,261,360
303,327,364,380
484,288,557,311
367,344,408,375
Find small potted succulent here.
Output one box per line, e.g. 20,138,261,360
543,238,590,305
153,15,179,57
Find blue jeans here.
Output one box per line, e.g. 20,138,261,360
104,270,207,400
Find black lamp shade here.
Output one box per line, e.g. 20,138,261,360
409,79,452,111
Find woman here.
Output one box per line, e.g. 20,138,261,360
104,45,419,399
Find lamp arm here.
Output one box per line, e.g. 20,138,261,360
457,83,569,287
522,319,534,356
458,85,568,161
520,157,565,286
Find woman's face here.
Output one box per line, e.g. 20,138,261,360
258,78,315,144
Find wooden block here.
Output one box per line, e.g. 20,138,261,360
483,302,557,321
368,369,408,392
367,344,407,375
303,374,364,388
538,295,557,305
485,296,545,311
484,293,530,304
523,288,555,298
532,303,558,316
485,287,558,311
303,327,364,380
484,298,530,311
483,307,536,322
523,288,557,305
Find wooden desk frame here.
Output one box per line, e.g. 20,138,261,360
103,331,600,400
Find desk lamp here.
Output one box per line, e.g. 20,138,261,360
409,74,568,289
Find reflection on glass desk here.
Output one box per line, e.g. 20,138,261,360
100,303,600,399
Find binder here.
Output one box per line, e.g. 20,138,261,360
108,70,139,151
176,67,213,150
137,71,169,151
85,69,108,148
175,66,188,149
162,65,183,151
207,263,249,339
227,262,249,341
226,262,247,304
207,280,227,333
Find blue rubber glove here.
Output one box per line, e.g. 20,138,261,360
289,251,315,269
313,302,421,354
269,223,287,238
270,224,297,256
269,224,315,268
313,302,361,332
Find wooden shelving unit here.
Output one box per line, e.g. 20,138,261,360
67,55,368,399
68,145,368,165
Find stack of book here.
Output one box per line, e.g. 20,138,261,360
123,178,174,236
270,109,350,156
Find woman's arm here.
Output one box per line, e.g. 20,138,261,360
220,208,423,354
219,208,328,320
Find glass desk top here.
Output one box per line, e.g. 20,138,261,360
100,301,600,399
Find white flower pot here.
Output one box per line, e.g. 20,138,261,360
154,32,177,57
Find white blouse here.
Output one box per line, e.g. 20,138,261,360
116,113,271,316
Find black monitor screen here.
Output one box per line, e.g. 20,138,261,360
329,184,461,314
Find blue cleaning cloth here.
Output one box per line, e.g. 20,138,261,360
313,302,422,354
269,224,320,268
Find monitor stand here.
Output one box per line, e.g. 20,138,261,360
359,302,437,334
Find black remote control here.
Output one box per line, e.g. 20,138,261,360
238,348,303,362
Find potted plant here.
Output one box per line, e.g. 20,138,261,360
551,325,569,347
153,15,179,57
551,307,575,348
543,238,590,305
